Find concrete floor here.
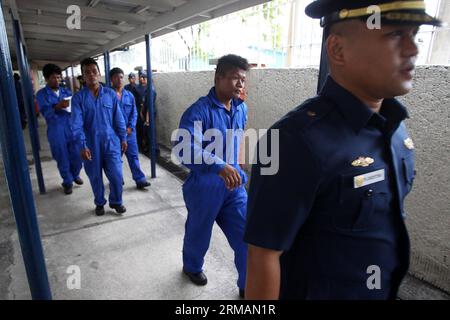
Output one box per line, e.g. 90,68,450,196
0,117,241,300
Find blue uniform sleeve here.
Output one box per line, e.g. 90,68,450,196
36,90,56,123
242,102,248,128
113,94,127,143
244,127,323,251
175,104,226,174
71,93,87,149
130,94,138,129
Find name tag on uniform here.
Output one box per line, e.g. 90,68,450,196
354,169,385,189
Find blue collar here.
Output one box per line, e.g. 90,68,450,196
207,87,244,111
45,85,63,96
320,76,408,134
82,84,105,98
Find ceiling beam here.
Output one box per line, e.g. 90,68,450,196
23,39,97,51
20,24,120,40
23,32,109,46
107,0,177,12
6,13,135,33
15,0,151,23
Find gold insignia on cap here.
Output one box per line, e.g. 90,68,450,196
339,9,349,19
404,138,415,150
307,110,316,117
352,157,375,167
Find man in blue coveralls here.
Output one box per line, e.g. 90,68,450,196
174,54,250,298
36,63,83,195
110,67,151,190
71,58,128,216
244,0,442,300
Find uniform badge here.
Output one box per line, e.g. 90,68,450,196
351,157,374,167
404,138,414,150
354,169,385,189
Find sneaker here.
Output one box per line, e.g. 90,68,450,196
136,181,151,190
62,184,73,195
73,177,84,185
183,268,207,286
109,204,126,214
95,205,105,216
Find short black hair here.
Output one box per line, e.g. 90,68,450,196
80,57,100,74
42,64,62,79
109,67,124,78
216,54,249,77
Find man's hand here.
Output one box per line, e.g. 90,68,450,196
80,148,92,161
218,164,242,190
121,141,128,154
126,127,132,135
54,100,69,111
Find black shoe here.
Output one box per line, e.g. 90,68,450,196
62,184,73,195
136,181,151,190
183,269,207,286
95,205,105,216
74,177,84,185
110,204,126,214
239,289,245,299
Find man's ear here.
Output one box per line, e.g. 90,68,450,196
326,34,346,67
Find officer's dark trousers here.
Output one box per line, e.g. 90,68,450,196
182,172,247,290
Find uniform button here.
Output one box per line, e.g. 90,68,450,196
365,189,374,197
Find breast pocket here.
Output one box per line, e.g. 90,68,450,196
334,168,390,232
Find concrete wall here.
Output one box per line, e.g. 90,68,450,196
153,66,450,293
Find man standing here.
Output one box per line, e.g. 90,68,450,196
244,0,441,300
110,67,151,190
124,72,138,101
135,72,148,152
36,63,83,195
71,58,127,216
175,54,250,298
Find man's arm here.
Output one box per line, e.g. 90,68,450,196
246,245,283,300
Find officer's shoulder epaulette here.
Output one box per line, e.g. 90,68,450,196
273,95,334,133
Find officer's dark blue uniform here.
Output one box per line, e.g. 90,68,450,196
245,76,416,299
176,87,248,290
244,0,441,300
36,85,82,187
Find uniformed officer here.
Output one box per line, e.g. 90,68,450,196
36,63,83,195
244,0,441,300
110,67,151,190
175,54,250,298
71,58,128,216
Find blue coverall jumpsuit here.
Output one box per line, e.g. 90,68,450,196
176,87,248,290
117,88,147,185
71,85,127,206
36,85,82,187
